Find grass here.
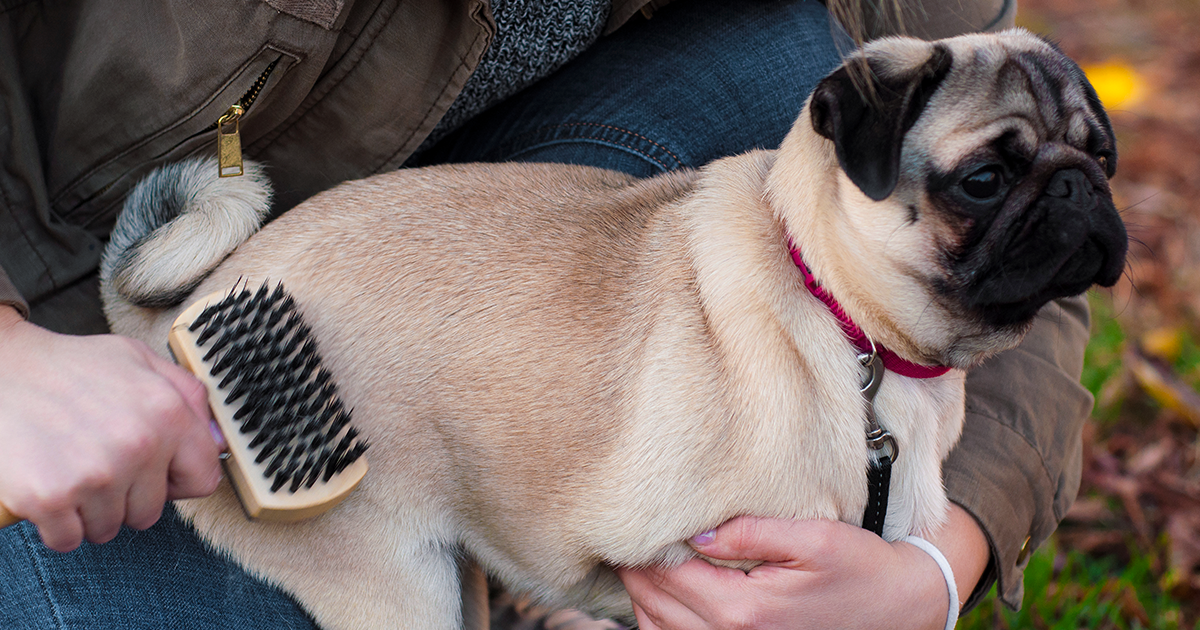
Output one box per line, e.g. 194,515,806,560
958,539,1193,630
1081,293,1129,423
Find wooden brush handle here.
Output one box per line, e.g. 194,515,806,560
0,501,21,528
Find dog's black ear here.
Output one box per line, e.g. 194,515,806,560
811,44,953,201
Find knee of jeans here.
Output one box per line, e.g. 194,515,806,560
507,140,671,178
513,142,665,178
486,122,688,178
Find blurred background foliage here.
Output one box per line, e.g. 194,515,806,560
960,0,1200,627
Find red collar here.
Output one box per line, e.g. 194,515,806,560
788,242,951,379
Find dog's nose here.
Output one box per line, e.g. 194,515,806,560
1036,167,1127,290
1045,169,1095,204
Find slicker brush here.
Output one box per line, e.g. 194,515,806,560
168,281,368,521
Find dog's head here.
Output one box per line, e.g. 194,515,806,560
771,29,1128,368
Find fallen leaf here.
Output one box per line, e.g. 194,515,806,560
1126,346,1200,428
1142,327,1186,363
1083,60,1147,109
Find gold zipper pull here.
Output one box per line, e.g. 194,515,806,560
217,105,245,178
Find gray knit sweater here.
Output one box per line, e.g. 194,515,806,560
420,0,611,149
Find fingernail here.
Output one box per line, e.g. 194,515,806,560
209,419,227,449
690,529,716,546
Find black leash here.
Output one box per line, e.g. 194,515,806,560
862,456,892,536
858,350,898,537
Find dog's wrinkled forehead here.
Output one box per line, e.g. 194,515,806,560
807,28,1115,204
900,30,1116,175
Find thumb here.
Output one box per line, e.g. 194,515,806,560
688,516,847,565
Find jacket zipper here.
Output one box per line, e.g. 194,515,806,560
215,57,280,177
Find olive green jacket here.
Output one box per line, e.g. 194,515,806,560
1,0,1067,613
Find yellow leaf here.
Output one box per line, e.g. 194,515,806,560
1082,61,1146,109
1127,347,1200,428
1141,327,1184,362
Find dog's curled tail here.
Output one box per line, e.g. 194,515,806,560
100,157,272,308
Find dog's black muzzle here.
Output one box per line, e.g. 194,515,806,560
958,148,1128,328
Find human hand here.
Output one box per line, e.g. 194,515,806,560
617,505,989,630
0,306,224,551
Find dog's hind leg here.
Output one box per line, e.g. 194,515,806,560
274,537,468,630
378,541,468,630
181,491,468,629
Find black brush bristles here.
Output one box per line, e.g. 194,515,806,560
187,281,369,494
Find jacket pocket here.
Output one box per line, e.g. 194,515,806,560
53,46,297,232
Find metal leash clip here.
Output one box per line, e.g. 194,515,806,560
858,346,899,463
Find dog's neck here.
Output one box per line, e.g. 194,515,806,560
789,243,950,379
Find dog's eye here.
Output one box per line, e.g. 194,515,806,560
961,167,1004,199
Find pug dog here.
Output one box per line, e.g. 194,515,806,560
100,28,1126,629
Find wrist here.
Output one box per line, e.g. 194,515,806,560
926,503,991,607
912,501,988,614
893,537,954,630
902,536,959,630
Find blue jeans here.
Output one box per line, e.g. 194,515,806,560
411,0,842,175
0,1,842,627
